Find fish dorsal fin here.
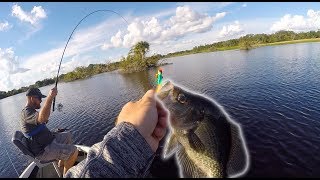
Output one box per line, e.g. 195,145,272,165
176,147,205,178
188,131,205,153
226,123,248,177
163,133,180,159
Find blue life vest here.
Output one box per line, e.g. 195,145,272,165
24,123,46,139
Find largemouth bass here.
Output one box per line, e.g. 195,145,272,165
157,80,249,178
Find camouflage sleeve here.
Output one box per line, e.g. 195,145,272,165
64,122,155,178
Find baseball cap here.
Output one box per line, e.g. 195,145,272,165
26,88,47,98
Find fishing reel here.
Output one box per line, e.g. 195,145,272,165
57,103,63,112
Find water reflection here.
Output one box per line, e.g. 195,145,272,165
119,69,156,93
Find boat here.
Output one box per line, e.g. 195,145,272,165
12,130,90,178
12,130,180,178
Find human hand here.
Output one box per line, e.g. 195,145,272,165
48,87,58,98
116,89,168,152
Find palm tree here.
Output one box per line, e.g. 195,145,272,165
130,41,150,61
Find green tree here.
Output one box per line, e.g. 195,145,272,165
120,41,162,73
131,41,150,61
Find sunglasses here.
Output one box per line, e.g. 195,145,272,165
34,96,42,101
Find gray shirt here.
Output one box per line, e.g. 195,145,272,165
64,122,155,178
20,106,55,156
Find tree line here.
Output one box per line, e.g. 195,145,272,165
0,62,122,99
0,41,162,99
1,30,319,99
164,30,320,57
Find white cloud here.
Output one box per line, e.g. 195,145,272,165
0,21,12,31
101,43,112,50
0,74,12,91
1,5,228,91
60,55,94,73
152,17,276,55
242,3,247,8
0,48,30,75
122,16,163,47
11,4,47,42
270,9,320,32
163,7,226,39
11,4,47,25
0,17,127,91
102,5,226,50
111,30,123,47
0,48,30,91
219,21,245,38
150,38,197,55
0,49,99,91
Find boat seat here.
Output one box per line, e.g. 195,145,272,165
12,131,62,178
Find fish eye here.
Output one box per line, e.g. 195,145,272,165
200,108,205,114
199,108,205,119
177,93,187,104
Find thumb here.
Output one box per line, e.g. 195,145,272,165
142,89,156,104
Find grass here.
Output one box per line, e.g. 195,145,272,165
256,38,320,48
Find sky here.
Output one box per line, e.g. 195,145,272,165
0,2,319,91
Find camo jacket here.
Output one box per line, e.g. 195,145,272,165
64,122,155,178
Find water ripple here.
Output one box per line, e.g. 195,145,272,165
1,43,320,177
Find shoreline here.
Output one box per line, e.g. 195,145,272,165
163,38,320,59
1,39,319,100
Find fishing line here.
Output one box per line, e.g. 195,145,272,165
4,147,19,177
52,10,129,111
1,139,19,177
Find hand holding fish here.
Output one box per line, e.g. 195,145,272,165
117,89,169,153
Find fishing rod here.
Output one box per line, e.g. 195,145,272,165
52,10,129,112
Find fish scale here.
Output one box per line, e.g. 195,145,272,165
177,133,223,177
158,80,248,178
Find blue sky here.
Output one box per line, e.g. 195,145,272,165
0,2,319,91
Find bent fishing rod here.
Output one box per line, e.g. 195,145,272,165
52,10,129,112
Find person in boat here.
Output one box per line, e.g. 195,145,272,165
20,87,78,175
64,89,168,178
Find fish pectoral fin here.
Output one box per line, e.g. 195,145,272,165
188,131,205,153
163,134,179,159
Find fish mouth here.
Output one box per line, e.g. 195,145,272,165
157,80,173,100
171,122,198,131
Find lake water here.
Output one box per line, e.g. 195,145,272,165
0,42,319,177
